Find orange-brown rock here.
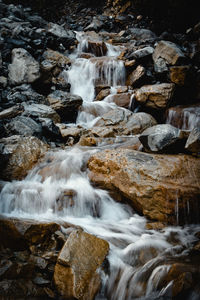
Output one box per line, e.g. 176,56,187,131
135,83,175,110
169,66,190,86
88,149,200,224
54,229,109,300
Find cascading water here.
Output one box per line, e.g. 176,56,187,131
66,32,126,127
0,32,200,300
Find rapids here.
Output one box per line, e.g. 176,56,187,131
0,32,200,300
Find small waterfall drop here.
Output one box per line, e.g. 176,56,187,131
66,32,126,127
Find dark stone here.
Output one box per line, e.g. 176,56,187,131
5,115,42,137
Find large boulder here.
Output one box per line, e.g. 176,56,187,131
0,135,48,180
88,149,200,224
153,41,186,66
47,90,83,123
139,124,186,153
134,83,175,110
94,108,157,136
8,48,40,85
54,229,109,300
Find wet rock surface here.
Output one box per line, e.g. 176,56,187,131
88,148,200,224
54,229,109,300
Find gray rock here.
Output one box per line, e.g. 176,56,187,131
185,127,200,153
94,108,157,136
23,103,61,123
47,90,83,123
85,17,104,32
130,46,154,60
47,23,74,39
153,40,186,66
139,124,185,153
0,52,2,68
6,116,42,137
128,28,157,41
8,48,40,85
7,84,47,105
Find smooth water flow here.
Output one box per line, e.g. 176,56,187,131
0,32,199,300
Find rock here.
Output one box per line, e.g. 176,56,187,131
128,27,157,42
56,124,84,143
129,46,154,60
135,83,175,110
39,118,62,141
104,93,132,108
42,49,71,68
165,104,200,130
0,216,60,250
185,127,200,153
169,65,190,86
94,108,157,136
0,76,7,88
23,103,61,123
47,22,75,40
8,48,40,85
88,148,200,224
5,116,42,137
139,124,186,153
85,17,104,32
54,229,109,300
6,84,47,106
0,135,48,180
153,40,186,66
0,279,45,298
95,88,110,101
0,104,24,120
47,90,83,123
84,40,108,57
126,65,146,87
154,57,168,74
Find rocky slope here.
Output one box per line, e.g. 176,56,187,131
0,0,200,299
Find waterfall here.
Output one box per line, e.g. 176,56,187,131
0,31,200,300
0,146,199,299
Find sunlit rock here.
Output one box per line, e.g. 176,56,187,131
54,229,109,300
153,40,186,66
88,148,200,224
135,83,175,110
